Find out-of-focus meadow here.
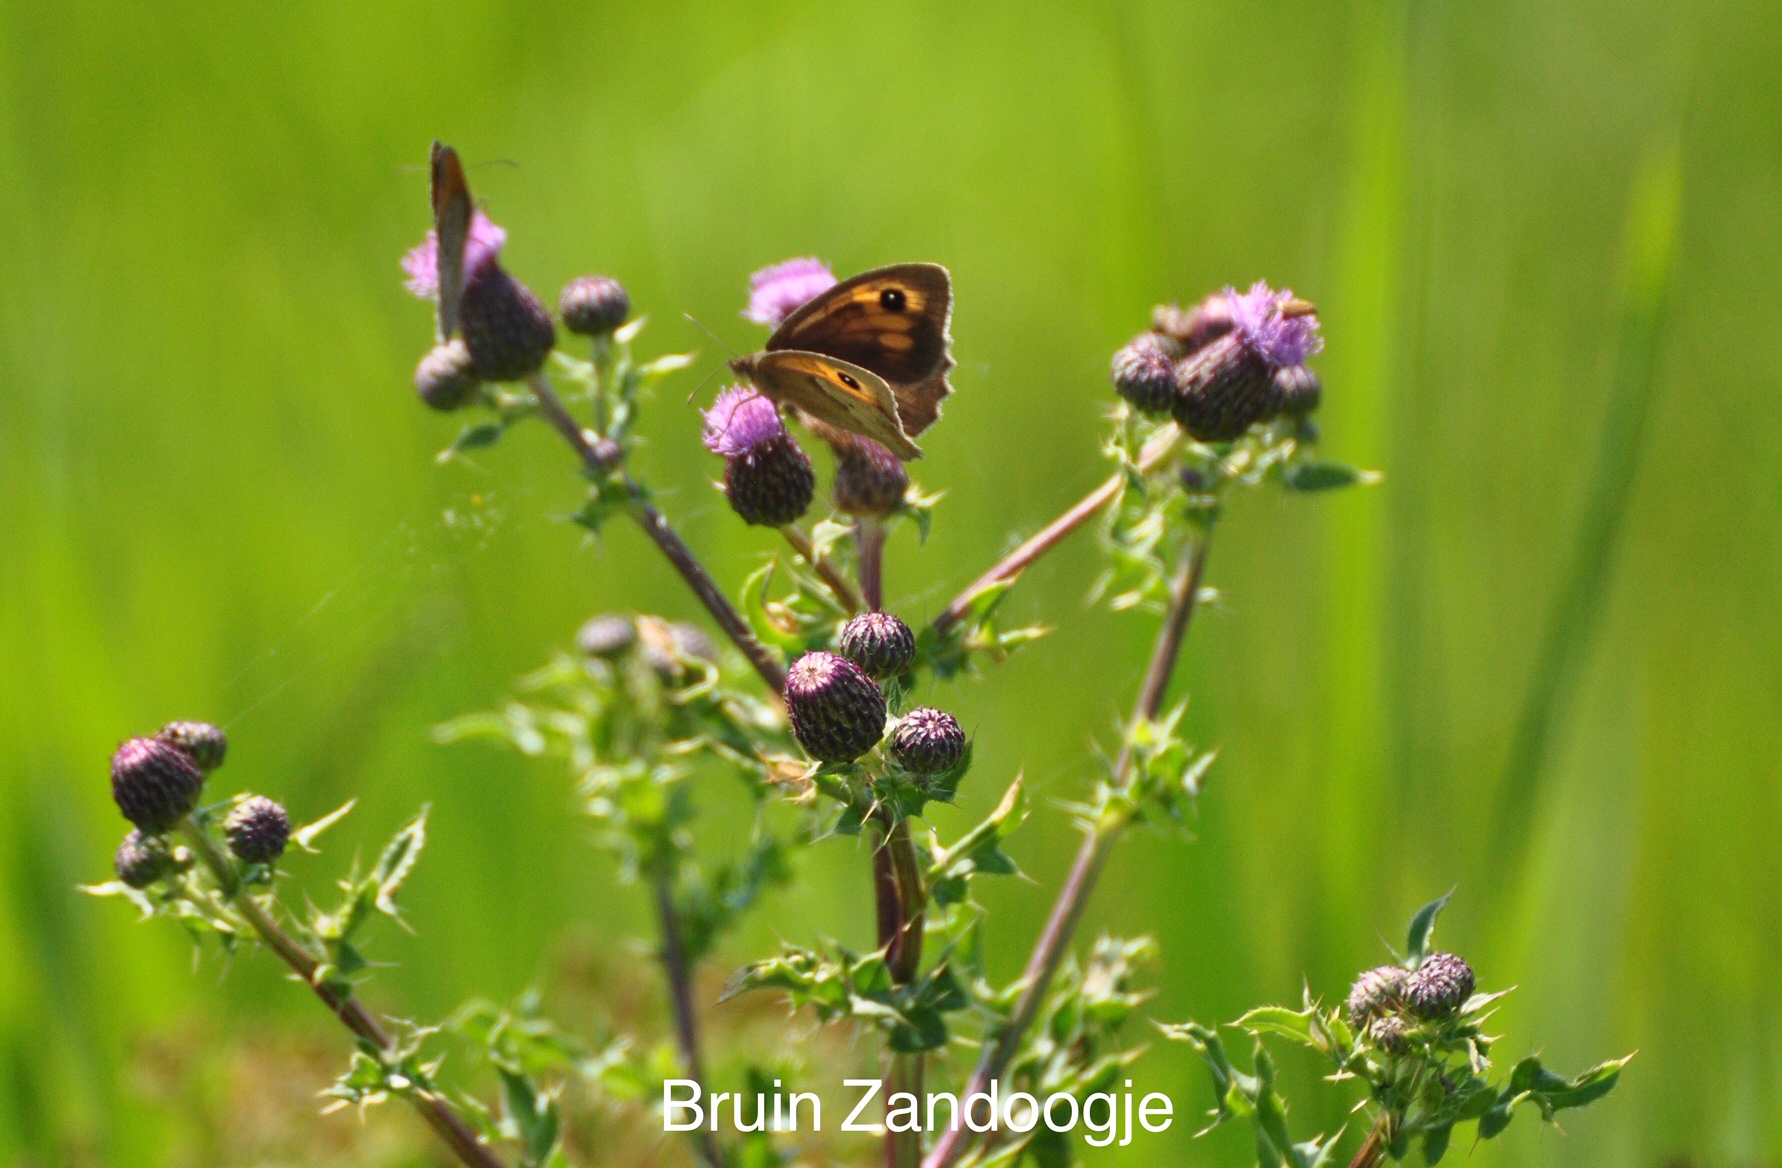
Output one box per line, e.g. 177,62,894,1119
0,1,1776,1164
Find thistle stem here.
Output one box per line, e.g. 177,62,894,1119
780,523,864,613
528,373,788,693
873,810,927,1168
1348,1115,1390,1168
923,530,1213,1168
932,424,1179,635
177,820,509,1168
652,866,726,1168
858,518,887,612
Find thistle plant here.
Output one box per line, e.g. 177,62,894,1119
83,142,1626,1168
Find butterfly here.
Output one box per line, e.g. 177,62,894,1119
429,140,472,343
729,263,954,461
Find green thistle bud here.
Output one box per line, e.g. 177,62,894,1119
114,829,170,889
158,720,228,773
460,268,556,381
889,707,965,776
558,276,631,337
784,651,886,763
414,339,481,411
225,796,291,864
837,612,916,680
576,613,637,659
110,737,204,833
1407,952,1475,1018
1346,964,1409,1028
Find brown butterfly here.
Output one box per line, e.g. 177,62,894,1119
429,140,473,343
729,263,954,461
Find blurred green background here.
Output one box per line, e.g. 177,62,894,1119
1,0,1776,1164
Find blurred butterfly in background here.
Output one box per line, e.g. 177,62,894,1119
729,263,954,460
429,140,472,342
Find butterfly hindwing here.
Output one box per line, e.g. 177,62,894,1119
430,141,472,342
751,351,922,460
767,263,953,433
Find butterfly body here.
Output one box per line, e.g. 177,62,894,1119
733,263,954,461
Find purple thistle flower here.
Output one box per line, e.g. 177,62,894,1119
402,210,508,299
745,257,837,327
1225,281,1323,369
702,387,786,457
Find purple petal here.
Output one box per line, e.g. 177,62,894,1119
402,210,507,300
1225,281,1323,369
702,387,786,456
745,257,837,327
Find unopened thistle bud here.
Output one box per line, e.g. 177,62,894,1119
460,268,557,381
1272,364,1322,417
1346,964,1410,1028
889,707,965,775
114,829,170,889
670,622,719,665
576,613,637,659
225,796,291,864
1406,952,1475,1018
746,258,837,328
703,388,815,527
1173,282,1322,442
111,737,204,833
831,435,908,517
158,720,228,773
784,651,887,764
559,276,631,336
1153,295,1234,355
837,612,916,680
414,339,481,411
1110,333,1178,416
1368,1014,1412,1055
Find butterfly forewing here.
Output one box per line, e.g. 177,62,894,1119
767,263,953,398
753,352,922,460
430,141,472,342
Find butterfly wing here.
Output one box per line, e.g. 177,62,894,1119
750,351,922,460
767,263,954,435
430,141,472,342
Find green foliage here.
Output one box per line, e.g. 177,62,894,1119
722,941,968,1052
1166,897,1631,1164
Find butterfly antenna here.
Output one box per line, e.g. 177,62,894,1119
683,314,740,404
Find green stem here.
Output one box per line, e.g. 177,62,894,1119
177,820,510,1168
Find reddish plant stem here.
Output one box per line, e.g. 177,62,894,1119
1348,1116,1390,1168
932,424,1180,634
858,518,887,612
528,373,788,693
923,532,1213,1168
179,821,509,1168
653,867,726,1168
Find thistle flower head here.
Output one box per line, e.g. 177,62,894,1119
746,257,837,327
576,613,638,659
158,720,228,773
1225,282,1323,369
1346,964,1410,1028
110,736,204,833
559,275,631,336
837,612,917,680
114,829,170,890
703,388,786,457
890,707,966,775
402,211,507,299
831,436,909,517
225,795,291,864
784,651,887,763
1406,951,1475,1018
1110,333,1179,415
